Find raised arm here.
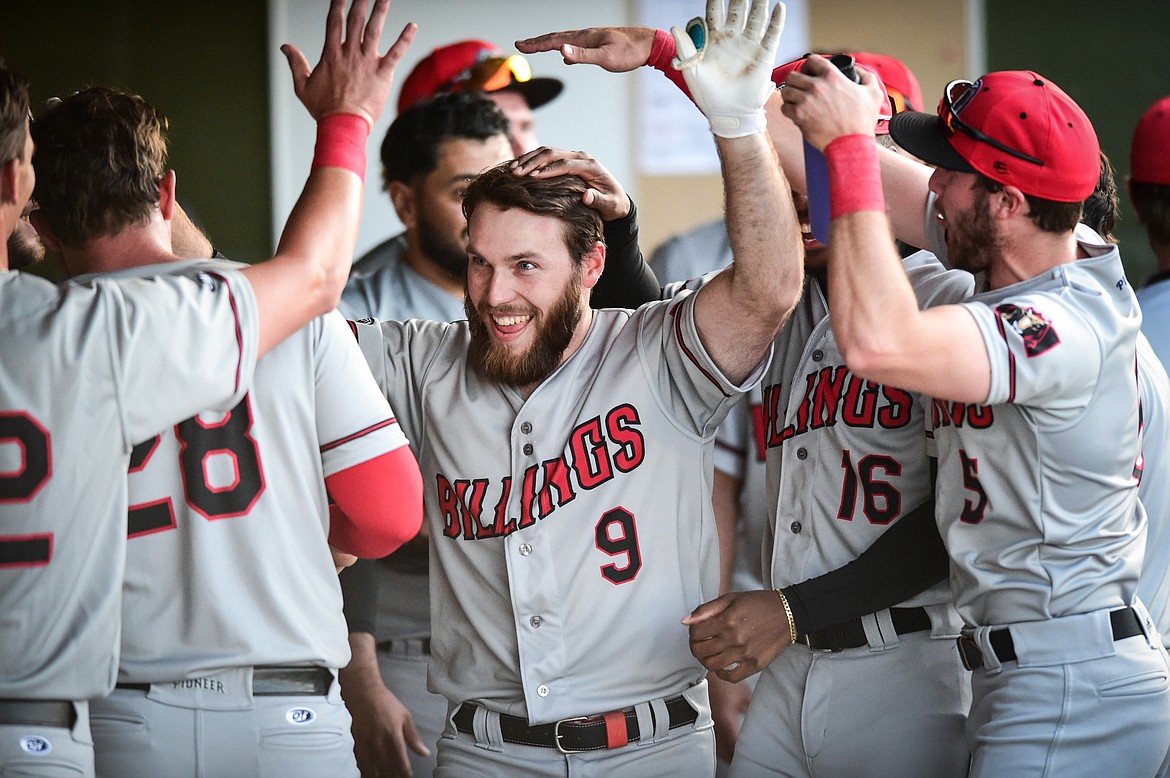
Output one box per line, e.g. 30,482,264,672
241,0,415,356
782,55,989,403
680,0,802,385
519,21,935,250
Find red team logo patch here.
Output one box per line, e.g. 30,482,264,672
995,304,1059,357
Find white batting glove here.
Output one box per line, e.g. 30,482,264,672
671,0,785,138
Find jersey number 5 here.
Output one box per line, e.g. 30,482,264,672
128,397,266,537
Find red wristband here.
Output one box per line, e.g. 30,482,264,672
649,28,692,100
312,113,369,182
825,134,885,219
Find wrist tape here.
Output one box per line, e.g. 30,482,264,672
825,134,885,219
312,113,369,182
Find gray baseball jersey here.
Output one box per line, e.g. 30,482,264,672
339,236,462,777
339,233,465,323
1138,273,1170,373
935,240,1144,626
102,259,409,680
760,252,973,606
1137,334,1170,646
0,267,257,701
650,220,769,592
352,290,757,724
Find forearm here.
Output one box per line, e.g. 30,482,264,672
339,630,383,694
340,557,378,635
590,200,661,309
244,168,363,356
695,134,802,384
782,497,949,634
712,469,741,595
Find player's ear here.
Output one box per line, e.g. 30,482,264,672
581,240,606,290
27,208,62,254
157,170,177,221
993,184,1028,221
388,181,417,229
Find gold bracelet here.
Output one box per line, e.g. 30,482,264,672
776,588,797,644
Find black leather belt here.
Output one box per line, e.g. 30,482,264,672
376,637,431,655
116,666,333,696
957,607,1144,671
453,696,698,753
0,700,75,728
800,607,933,651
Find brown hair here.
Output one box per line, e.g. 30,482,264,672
31,87,169,246
0,63,30,167
462,163,603,265
976,173,1082,235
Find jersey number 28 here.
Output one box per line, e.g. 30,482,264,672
128,397,265,537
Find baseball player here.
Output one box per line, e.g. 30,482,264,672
517,29,975,774
644,53,931,770
336,92,657,778
1131,96,1170,371
347,41,564,284
781,54,1170,774
395,39,563,158
348,3,800,774
29,85,422,778
0,3,415,775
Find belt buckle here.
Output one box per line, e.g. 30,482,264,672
553,716,590,754
956,633,983,671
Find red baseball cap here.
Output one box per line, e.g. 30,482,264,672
889,71,1100,203
774,54,893,135
849,51,924,113
397,40,563,115
1131,96,1170,185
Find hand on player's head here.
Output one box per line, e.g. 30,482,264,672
515,27,657,73
510,147,631,222
780,53,888,151
281,0,417,128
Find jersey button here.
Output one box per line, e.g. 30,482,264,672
537,684,550,697
790,521,802,534
530,615,543,628
812,349,824,361
521,422,533,434
796,448,808,460
519,543,533,556
523,443,534,456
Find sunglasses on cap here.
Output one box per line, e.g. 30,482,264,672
940,79,1043,166
444,54,532,94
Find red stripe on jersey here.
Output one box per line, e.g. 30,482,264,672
993,313,1017,403
346,319,359,340
208,272,246,394
670,299,731,398
321,417,398,453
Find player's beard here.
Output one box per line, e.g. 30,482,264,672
465,271,583,387
945,190,1003,274
7,220,44,270
417,207,469,280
